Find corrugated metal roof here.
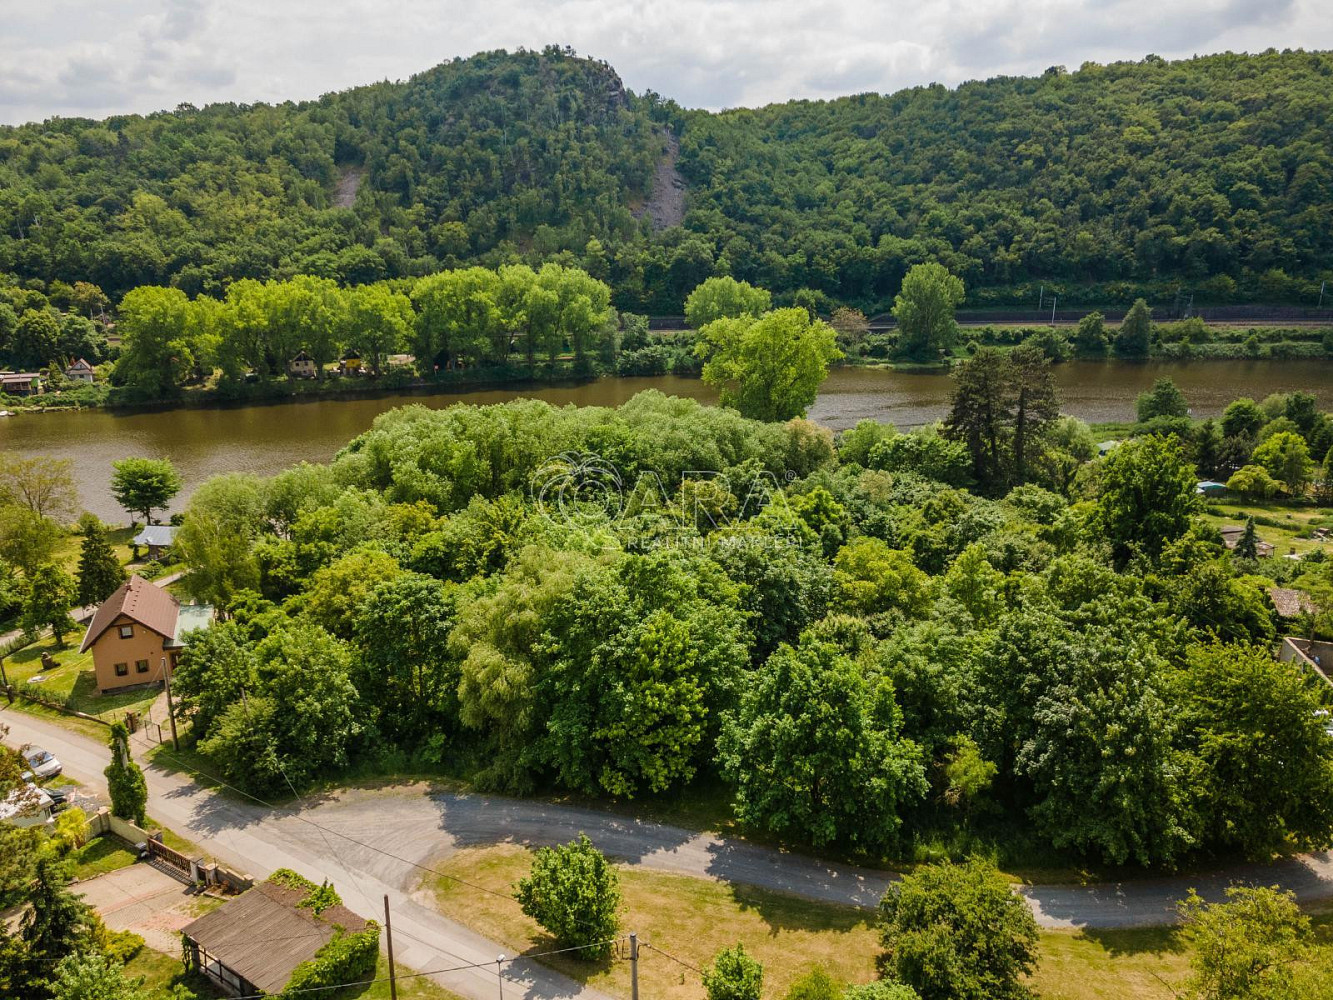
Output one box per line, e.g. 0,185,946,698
181,882,371,995
78,575,180,653
132,525,177,547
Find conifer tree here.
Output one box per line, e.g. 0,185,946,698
75,515,125,606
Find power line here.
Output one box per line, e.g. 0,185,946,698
191,936,628,1000
640,939,704,977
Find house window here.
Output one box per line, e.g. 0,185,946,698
119,624,134,638
114,662,129,677
135,659,150,674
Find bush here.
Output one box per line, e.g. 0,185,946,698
515,834,621,958
878,859,1038,1000
703,944,763,1000
281,925,380,998
843,984,922,1000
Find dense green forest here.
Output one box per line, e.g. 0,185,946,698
128,374,1331,872
2,47,1332,315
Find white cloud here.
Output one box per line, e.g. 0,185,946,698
0,0,1330,124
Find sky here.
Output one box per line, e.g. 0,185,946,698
1,0,1331,125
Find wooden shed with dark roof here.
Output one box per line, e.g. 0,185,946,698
182,880,370,996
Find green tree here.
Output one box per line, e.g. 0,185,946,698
1176,644,1333,856
703,944,764,1000
1226,464,1284,499
718,628,927,851
109,457,182,525
1072,311,1107,355
49,950,142,1000
1178,886,1309,1000
175,473,267,609
1009,343,1060,485
114,286,197,395
201,621,360,793
892,263,964,361
20,855,94,995
696,308,841,421
684,276,771,329
1251,431,1314,495
22,563,76,643
1113,298,1152,357
833,538,933,617
104,722,147,827
0,507,62,574
515,834,620,958
1136,377,1189,422
351,574,458,742
1221,397,1267,439
171,621,257,738
1236,517,1259,560
346,283,412,376
944,348,1013,489
0,453,78,521
1093,435,1198,567
75,515,126,606
878,859,1038,1000
843,984,921,1000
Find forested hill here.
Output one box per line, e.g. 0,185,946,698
2,46,1332,313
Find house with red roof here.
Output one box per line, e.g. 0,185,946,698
78,575,213,693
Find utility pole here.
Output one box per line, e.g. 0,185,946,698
160,657,179,750
1038,285,1043,310
1320,280,1327,309
630,933,639,1000
496,955,505,1000
384,895,398,1000
1050,295,1057,325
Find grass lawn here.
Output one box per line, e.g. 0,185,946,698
425,844,881,1000
51,524,137,579
422,845,1333,1000
69,834,140,879
4,630,162,726
1202,498,1333,558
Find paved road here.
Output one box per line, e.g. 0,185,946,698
1,708,613,1000
6,708,1333,946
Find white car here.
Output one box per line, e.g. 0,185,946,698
21,746,62,781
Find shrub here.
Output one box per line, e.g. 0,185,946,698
704,944,763,1000
878,859,1038,1000
281,924,380,998
515,834,621,958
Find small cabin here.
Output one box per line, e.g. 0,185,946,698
338,352,364,377
287,350,318,379
132,524,178,561
0,372,43,396
65,358,96,384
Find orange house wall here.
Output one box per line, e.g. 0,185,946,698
91,614,173,693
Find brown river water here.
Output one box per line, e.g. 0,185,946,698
2,360,1331,521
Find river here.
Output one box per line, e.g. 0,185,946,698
3,359,1331,521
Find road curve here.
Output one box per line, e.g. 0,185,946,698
6,706,1333,944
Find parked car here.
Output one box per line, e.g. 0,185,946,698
21,746,62,780
0,785,55,828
